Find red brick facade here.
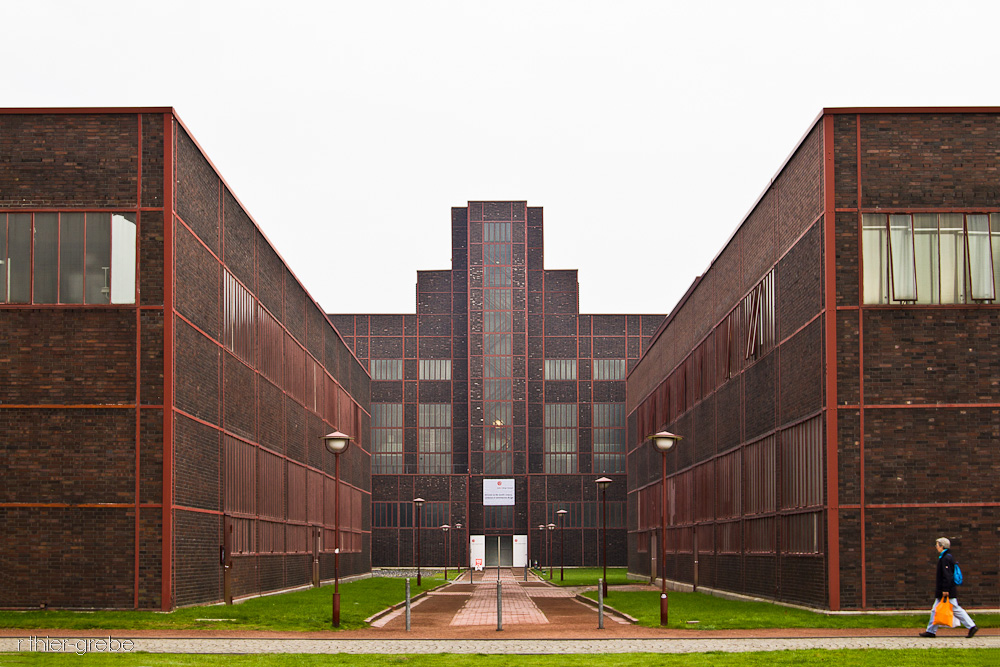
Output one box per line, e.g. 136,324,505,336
0,109,370,610
628,108,1000,610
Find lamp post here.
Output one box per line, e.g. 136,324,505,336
556,509,567,581
441,524,451,581
538,524,546,574
650,431,682,626
546,523,556,579
456,522,463,575
323,431,352,627
596,477,612,597
413,498,425,586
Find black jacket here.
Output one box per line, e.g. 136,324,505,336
935,549,957,599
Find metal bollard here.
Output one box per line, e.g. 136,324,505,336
524,564,528,581
598,577,604,629
496,580,503,631
405,578,411,632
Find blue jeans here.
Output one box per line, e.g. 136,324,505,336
926,597,975,633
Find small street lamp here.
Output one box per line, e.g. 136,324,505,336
649,431,682,626
441,524,451,581
538,524,546,574
596,477,612,598
414,498,425,586
546,523,556,579
456,522,463,575
323,431,352,627
556,509,568,581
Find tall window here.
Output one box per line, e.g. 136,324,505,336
592,403,625,473
372,403,403,473
863,212,1000,304
544,403,577,473
418,403,452,474
483,224,515,475
1,212,136,304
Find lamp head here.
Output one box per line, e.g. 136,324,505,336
323,431,352,455
596,476,612,490
413,497,425,506
649,430,682,453
441,524,450,532
547,523,556,531
556,509,567,516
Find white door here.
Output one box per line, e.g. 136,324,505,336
512,534,528,567
469,534,486,570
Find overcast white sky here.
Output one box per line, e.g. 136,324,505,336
4,1,998,314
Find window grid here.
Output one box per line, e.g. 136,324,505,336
592,402,625,474
544,359,577,380
544,403,577,473
419,359,452,380
418,403,452,474
373,403,404,474
863,212,1000,304
370,358,404,380
593,358,626,380
1,211,137,305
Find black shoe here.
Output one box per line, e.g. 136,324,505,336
919,631,936,638
967,626,979,638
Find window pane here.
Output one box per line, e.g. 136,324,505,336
939,214,966,304
85,213,112,303
967,214,994,300
992,214,1000,303
0,215,6,302
111,213,137,304
888,214,916,300
861,214,888,304
913,214,939,304
7,213,32,303
32,213,58,303
59,213,85,303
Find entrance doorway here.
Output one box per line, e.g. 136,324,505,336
484,535,513,567
470,535,528,568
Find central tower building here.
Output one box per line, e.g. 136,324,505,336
330,201,662,569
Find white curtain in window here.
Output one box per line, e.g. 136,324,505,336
939,214,966,304
912,214,939,304
888,215,916,300
862,214,889,304
966,214,994,300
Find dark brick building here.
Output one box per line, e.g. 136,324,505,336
0,108,371,610
331,202,663,570
628,108,1000,610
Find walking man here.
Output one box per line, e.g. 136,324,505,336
919,537,978,638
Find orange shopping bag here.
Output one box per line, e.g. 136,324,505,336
933,593,956,627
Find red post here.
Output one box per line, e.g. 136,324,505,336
660,451,668,626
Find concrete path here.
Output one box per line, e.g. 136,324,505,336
2,635,998,655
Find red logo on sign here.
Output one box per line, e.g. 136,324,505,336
497,481,502,486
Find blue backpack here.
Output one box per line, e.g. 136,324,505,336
954,563,963,585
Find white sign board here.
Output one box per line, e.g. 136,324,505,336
483,478,515,506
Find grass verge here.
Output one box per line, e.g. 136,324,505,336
584,588,1000,630
0,574,446,632
2,650,1000,666
531,566,631,587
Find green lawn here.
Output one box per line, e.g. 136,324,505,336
532,566,631,587
585,588,1000,630
2,651,1000,666
0,575,446,632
